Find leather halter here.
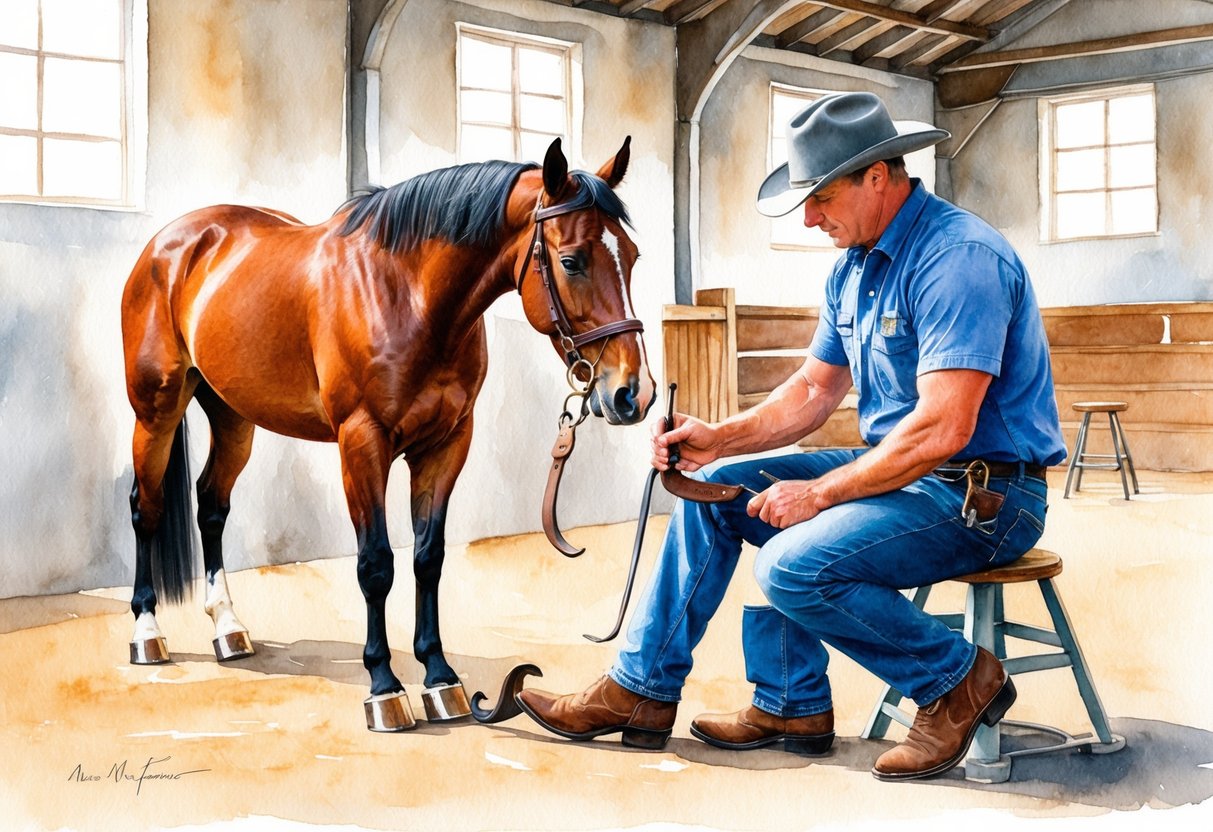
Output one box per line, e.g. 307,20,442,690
515,191,645,365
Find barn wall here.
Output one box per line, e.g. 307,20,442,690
947,0,1213,307
0,0,675,600
1,0,351,599
695,48,937,308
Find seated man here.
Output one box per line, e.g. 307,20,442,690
516,91,1065,781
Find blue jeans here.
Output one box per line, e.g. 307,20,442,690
610,449,1048,716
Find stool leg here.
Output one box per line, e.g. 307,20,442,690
1037,578,1123,749
1107,412,1132,500
1063,412,1092,498
992,583,1007,660
1111,412,1140,494
861,586,933,740
964,583,1012,782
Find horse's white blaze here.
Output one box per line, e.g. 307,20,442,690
205,568,248,637
133,611,163,641
600,228,651,389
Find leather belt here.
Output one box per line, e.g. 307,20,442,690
934,460,1047,481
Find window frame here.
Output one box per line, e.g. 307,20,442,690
455,23,581,166
768,83,836,252
1039,83,1159,243
0,0,146,210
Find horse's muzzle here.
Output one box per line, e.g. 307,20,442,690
591,375,652,425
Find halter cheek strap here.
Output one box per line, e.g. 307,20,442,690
514,193,644,364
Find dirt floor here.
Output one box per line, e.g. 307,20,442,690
3,470,1213,831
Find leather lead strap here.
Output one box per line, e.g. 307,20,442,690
542,422,584,557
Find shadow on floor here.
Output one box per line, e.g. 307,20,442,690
180,638,1213,812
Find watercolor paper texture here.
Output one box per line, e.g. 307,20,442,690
1,1,1212,830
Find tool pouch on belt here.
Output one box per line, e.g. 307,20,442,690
961,461,1004,529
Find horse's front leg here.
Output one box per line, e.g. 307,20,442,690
408,422,475,721
337,413,414,732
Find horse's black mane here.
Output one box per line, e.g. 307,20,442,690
337,159,631,253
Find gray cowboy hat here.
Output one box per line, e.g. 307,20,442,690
757,92,950,217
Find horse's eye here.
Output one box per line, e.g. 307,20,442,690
559,255,584,276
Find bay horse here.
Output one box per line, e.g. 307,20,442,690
120,138,655,730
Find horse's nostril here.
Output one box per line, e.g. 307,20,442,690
612,381,640,421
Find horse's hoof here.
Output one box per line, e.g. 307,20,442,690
213,630,255,662
422,683,472,721
365,691,417,732
130,637,171,665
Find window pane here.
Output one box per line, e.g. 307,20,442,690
520,131,561,164
460,124,512,162
460,37,511,91
1055,100,1104,148
0,0,39,49
1108,94,1154,144
772,212,833,249
519,94,565,135
1055,192,1106,239
1111,188,1157,235
460,89,512,127
773,93,815,132
0,134,38,195
43,138,123,200
42,0,122,59
1055,148,1105,191
518,48,564,96
1109,143,1155,189
0,52,38,130
43,57,122,137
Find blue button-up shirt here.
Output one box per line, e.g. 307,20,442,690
809,180,1066,466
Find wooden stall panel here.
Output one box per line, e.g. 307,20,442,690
736,306,819,352
1049,345,1213,385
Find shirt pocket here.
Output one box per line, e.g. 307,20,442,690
871,332,918,403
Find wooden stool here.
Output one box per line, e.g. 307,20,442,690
1064,401,1139,500
860,549,1125,783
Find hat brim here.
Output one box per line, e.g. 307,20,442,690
756,126,950,218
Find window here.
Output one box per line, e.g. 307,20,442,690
769,84,834,250
1041,85,1158,241
457,25,575,164
0,0,140,207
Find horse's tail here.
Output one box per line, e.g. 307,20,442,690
152,416,197,604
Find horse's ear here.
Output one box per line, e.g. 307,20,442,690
596,136,631,189
543,138,568,199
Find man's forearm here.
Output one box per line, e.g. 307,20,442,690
712,370,842,458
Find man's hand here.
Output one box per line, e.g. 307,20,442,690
651,413,719,472
746,479,827,528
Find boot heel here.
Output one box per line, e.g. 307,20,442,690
621,728,671,750
784,732,835,756
981,677,1017,727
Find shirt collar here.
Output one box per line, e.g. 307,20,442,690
845,178,929,265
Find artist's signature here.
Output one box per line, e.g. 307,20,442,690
68,756,210,796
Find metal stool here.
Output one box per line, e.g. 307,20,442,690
861,549,1125,783
1064,401,1139,500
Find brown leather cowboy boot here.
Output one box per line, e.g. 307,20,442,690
872,647,1017,781
515,675,677,750
691,705,834,755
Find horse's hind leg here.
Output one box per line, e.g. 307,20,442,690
194,382,256,661
128,385,198,665
408,422,475,721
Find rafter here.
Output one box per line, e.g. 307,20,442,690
817,17,882,57
939,22,1213,72
775,8,844,48
665,0,721,25
618,0,658,15
806,0,988,42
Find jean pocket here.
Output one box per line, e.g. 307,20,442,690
990,508,1046,565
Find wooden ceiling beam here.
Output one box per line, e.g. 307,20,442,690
774,8,845,48
808,0,988,41
817,18,883,56
939,23,1213,72
665,0,723,25
618,0,658,15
